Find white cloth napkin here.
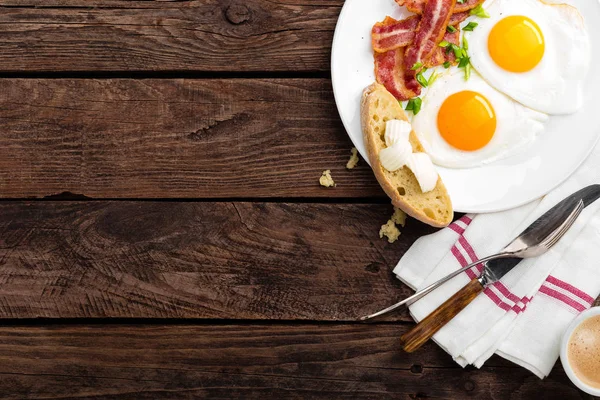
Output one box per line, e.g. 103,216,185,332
394,145,600,379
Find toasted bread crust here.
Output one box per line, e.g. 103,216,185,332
361,83,453,228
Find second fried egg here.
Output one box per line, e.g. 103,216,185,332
468,0,590,115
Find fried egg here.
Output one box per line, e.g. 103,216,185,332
468,0,590,115
411,70,548,168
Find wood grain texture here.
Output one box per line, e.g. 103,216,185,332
0,78,383,199
0,324,590,400
0,0,342,73
0,201,435,320
401,278,484,353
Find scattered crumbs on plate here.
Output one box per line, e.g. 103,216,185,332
346,147,360,169
319,170,336,188
391,207,407,227
379,220,401,243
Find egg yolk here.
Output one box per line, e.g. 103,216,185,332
488,16,545,73
437,91,497,151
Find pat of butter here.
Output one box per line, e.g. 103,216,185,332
385,119,412,147
379,120,438,193
409,153,438,193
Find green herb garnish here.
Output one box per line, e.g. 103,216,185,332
411,61,423,70
405,97,423,115
457,56,470,68
470,4,490,18
427,70,440,86
451,44,463,58
416,70,429,88
463,21,479,31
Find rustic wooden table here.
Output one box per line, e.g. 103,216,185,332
0,1,598,399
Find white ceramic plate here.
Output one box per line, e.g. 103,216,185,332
331,0,600,213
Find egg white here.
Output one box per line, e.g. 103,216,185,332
468,0,590,115
411,70,549,169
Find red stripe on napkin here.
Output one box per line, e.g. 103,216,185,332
493,282,523,305
448,215,473,235
483,287,512,312
538,286,588,313
545,275,595,305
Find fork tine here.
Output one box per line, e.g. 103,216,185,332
543,208,578,249
542,200,584,249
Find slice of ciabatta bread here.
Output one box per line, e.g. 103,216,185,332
361,83,453,228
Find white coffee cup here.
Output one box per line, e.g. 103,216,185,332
560,307,600,396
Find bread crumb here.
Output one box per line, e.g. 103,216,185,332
379,220,401,243
391,207,407,227
346,147,360,169
319,170,336,188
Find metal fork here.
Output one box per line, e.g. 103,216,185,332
359,185,597,322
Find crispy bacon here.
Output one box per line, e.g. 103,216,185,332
424,26,460,68
396,0,483,14
372,16,419,53
372,13,466,54
449,10,471,26
374,48,419,101
404,0,456,93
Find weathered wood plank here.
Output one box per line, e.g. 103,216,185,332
0,201,434,320
0,0,343,72
0,78,383,199
0,324,588,400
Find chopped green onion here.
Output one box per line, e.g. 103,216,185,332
451,44,463,58
439,40,450,47
463,36,469,51
458,56,470,68
470,4,490,18
405,97,422,115
427,71,439,87
413,97,422,115
443,61,451,69
464,63,471,81
412,97,422,115
446,25,457,33
411,61,423,70
463,21,479,31
416,71,429,88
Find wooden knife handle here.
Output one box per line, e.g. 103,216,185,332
400,278,483,353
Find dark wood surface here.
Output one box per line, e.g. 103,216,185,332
0,0,597,398
0,324,588,400
0,0,342,73
0,79,383,199
0,201,428,321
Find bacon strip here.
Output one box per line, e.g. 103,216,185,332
424,26,460,68
449,10,471,26
396,0,483,14
404,0,456,93
374,48,419,101
372,12,467,54
372,16,419,53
